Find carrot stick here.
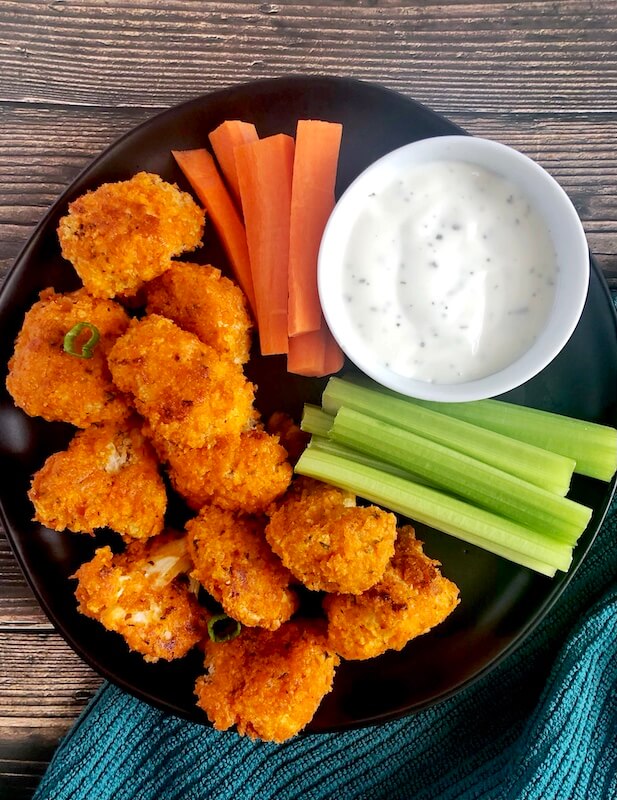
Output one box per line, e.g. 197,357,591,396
287,318,345,377
288,120,343,336
322,324,345,374
208,121,259,207
235,134,295,356
171,149,257,316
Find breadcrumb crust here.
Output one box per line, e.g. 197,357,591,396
58,172,204,298
265,477,397,594
195,621,339,742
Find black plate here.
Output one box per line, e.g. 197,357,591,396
0,77,616,731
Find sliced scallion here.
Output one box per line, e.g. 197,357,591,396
63,322,100,359
207,614,241,643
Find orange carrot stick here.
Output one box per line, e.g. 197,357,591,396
208,120,259,207
287,328,326,377
287,318,345,377
171,149,257,316
322,324,345,375
288,120,343,336
235,134,295,356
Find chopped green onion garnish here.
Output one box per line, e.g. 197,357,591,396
63,322,100,359
207,614,241,643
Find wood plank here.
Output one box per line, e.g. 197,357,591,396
0,729,71,800
0,531,52,628
0,633,101,720
0,632,100,799
0,1,615,114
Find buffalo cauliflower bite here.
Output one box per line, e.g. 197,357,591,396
195,620,339,742
108,315,256,448
6,288,131,427
324,526,460,660
73,532,207,662
147,426,292,514
265,477,397,594
186,506,298,630
145,262,252,365
57,172,204,298
29,417,166,540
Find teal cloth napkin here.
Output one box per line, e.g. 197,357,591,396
32,493,617,800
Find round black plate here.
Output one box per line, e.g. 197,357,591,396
0,77,615,732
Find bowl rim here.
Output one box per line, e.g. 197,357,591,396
318,134,591,402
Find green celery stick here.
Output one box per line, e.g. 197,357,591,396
322,377,575,496
308,435,430,486
301,405,335,438
330,407,592,543
368,386,617,482
303,406,431,486
295,448,572,576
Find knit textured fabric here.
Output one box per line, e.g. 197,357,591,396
32,492,617,800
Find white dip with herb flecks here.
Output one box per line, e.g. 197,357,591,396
341,159,558,384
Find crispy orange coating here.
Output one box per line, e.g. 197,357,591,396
186,506,298,630
148,426,292,513
265,477,397,594
6,288,131,427
73,533,207,662
57,172,204,298
145,262,252,365
324,526,460,660
29,417,166,540
195,620,339,742
108,314,255,447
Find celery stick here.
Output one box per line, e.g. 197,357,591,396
308,435,430,486
295,449,572,575
303,407,431,486
393,393,617,482
322,377,575,496
301,405,335,438
331,407,592,543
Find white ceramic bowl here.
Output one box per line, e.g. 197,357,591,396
318,135,590,402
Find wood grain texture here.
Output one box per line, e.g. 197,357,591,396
0,533,51,628
1,1,616,795
0,631,101,799
0,1,616,114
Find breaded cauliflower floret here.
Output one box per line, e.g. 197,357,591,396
195,620,339,742
6,288,131,427
29,417,166,540
324,526,460,660
148,426,292,514
108,315,255,448
57,172,204,298
145,262,252,365
73,532,207,662
186,506,298,630
265,477,397,594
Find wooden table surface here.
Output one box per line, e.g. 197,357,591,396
1,1,616,797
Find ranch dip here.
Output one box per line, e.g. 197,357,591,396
341,159,558,384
